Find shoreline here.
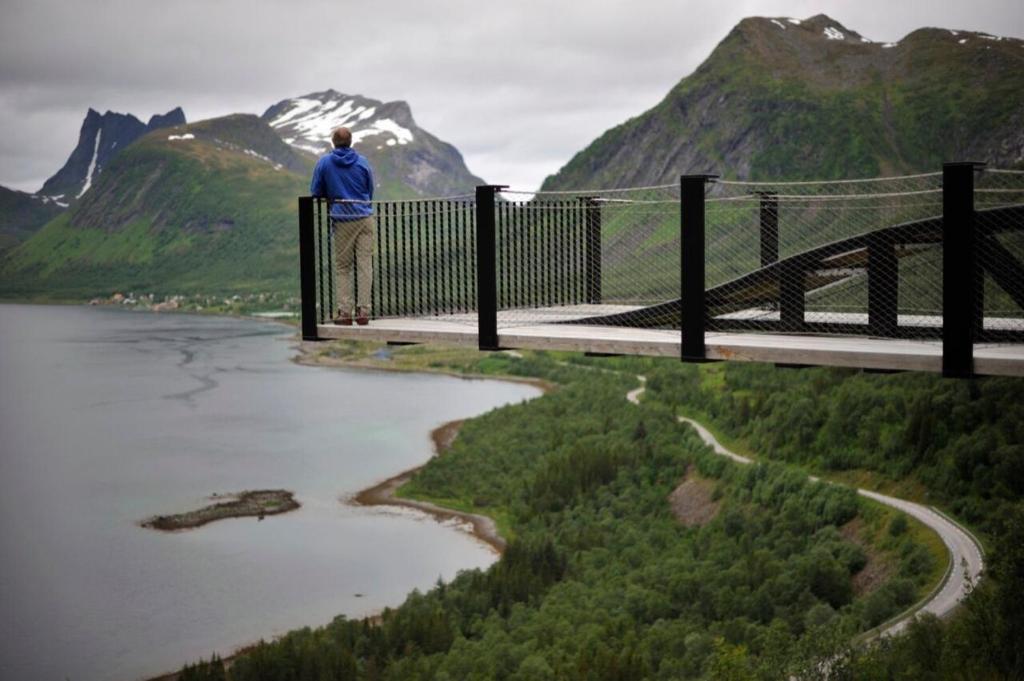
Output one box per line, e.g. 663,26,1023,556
297,339,552,552
142,338,548,681
291,339,556,394
142,419,497,681
350,419,508,553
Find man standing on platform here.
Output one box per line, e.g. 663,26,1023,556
310,126,375,325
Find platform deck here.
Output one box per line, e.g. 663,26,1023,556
316,306,1024,377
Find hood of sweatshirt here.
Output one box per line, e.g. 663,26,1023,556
330,147,359,167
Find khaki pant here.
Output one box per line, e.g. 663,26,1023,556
332,216,375,315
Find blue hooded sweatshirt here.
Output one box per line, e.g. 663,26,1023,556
310,147,375,220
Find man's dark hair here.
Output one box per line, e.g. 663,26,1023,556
332,127,353,148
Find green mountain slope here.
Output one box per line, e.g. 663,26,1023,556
0,115,308,299
543,14,1024,189
0,186,64,256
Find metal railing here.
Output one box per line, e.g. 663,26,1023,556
299,163,1024,377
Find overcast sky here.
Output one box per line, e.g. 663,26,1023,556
1,0,1022,193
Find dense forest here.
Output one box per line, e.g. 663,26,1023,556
639,360,1024,536
170,348,1020,681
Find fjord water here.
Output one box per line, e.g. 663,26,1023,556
0,304,538,681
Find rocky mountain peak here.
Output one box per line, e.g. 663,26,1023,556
40,106,187,200
147,107,186,129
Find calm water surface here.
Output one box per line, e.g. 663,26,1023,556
0,304,538,680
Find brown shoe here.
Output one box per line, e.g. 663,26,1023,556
356,308,370,326
333,311,353,326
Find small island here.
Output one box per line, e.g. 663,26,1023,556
142,490,300,531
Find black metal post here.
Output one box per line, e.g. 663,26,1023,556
476,185,505,350
584,198,602,304
497,201,506,309
758,192,779,269
459,201,468,312
385,203,394,316
317,200,326,323
942,162,983,378
298,196,319,340
868,232,898,336
559,200,568,305
413,202,423,315
325,205,334,321
681,174,717,361
779,269,805,330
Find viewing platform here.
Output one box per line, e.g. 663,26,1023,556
301,164,1024,378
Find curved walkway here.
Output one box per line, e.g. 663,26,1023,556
627,376,984,638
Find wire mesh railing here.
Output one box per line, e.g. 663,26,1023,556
496,197,598,313
298,163,1024,375
307,196,477,325
496,185,680,328
705,173,947,338
975,169,1024,336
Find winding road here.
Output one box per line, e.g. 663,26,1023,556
626,375,984,638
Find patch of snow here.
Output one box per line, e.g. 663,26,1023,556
770,19,786,30
34,192,66,206
371,118,415,143
243,148,274,164
959,38,968,44
167,133,195,141
35,193,66,206
268,98,322,128
386,139,397,146
950,30,959,36
296,142,327,156
786,18,801,25
881,42,898,48
77,129,102,198
980,34,999,41
823,27,844,41
274,95,414,153
111,141,117,148
860,37,872,43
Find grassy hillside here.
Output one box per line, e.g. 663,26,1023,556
0,115,309,299
543,15,1024,189
0,110,477,301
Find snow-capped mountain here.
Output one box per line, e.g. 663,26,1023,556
262,91,416,156
40,107,186,201
262,90,484,197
